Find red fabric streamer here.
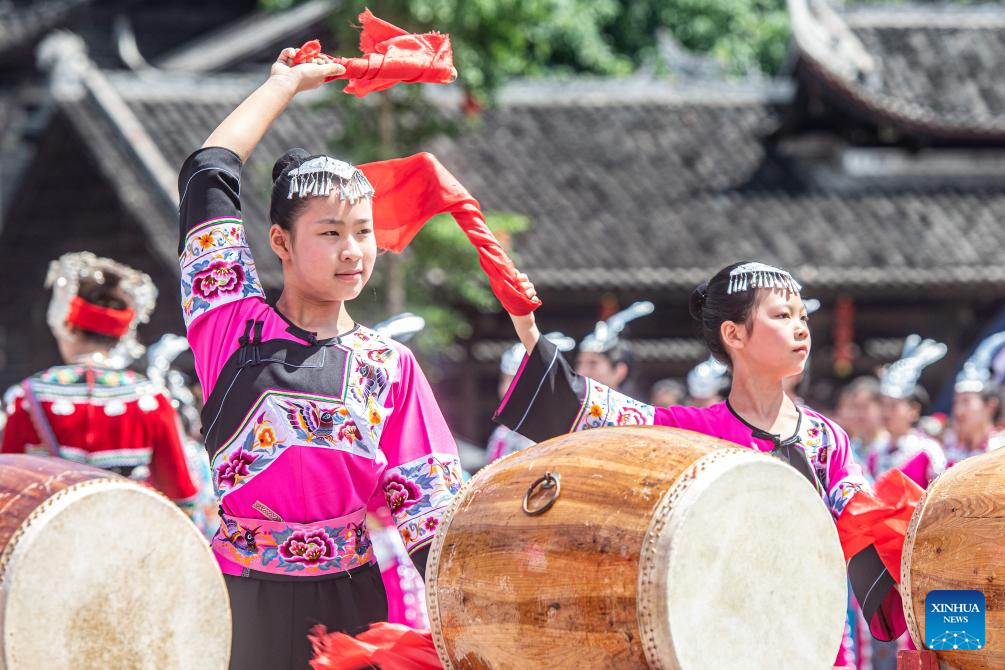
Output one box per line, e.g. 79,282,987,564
291,9,456,97
66,296,134,338
360,152,540,317
309,623,442,670
835,469,924,584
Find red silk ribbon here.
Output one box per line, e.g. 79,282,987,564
835,469,923,584
292,9,456,97
361,152,540,316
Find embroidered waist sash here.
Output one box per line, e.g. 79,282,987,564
212,507,374,577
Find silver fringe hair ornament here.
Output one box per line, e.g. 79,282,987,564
286,156,375,203
879,334,947,400
580,301,655,354
373,313,426,343
687,356,730,400
500,332,576,377
46,251,157,367
726,262,802,296
954,330,1005,395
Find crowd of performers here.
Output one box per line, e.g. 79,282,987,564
1,30,1004,670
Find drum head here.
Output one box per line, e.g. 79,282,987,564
1,481,230,670
651,453,846,670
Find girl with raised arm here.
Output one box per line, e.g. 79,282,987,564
500,262,908,668
178,50,461,670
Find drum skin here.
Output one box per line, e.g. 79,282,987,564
902,448,1005,670
0,456,109,551
426,425,846,670
0,455,231,670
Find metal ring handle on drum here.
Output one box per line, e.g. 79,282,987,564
522,471,561,516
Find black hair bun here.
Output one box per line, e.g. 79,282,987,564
272,148,312,182
688,281,709,321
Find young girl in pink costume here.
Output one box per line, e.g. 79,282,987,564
499,261,904,669
178,50,461,670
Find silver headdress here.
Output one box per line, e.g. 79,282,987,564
880,334,947,400
687,355,730,400
286,156,374,203
580,301,655,354
500,332,575,376
46,251,157,367
955,331,1005,394
727,262,802,296
373,312,426,343
803,298,820,315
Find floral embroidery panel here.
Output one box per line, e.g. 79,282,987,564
180,220,264,327
382,453,463,554
572,381,656,432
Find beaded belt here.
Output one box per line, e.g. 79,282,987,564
211,506,374,577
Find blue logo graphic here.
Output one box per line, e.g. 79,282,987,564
925,590,985,651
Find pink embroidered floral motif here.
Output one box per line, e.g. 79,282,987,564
192,260,245,299
278,530,338,566
424,517,439,532
384,474,421,514
217,449,256,488
617,407,646,425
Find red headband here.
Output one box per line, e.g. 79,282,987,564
66,295,135,338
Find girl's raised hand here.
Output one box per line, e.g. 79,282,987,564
271,47,345,94
510,272,541,354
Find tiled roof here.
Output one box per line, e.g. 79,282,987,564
426,86,1005,292
791,0,1005,138
79,67,1005,296
0,0,90,58
156,0,338,73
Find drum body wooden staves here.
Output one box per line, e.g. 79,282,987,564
902,448,1005,670
0,455,230,670
426,426,847,670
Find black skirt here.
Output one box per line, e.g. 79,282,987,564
225,563,388,670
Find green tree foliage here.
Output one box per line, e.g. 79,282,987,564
603,0,790,76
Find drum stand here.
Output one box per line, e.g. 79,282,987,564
897,650,938,670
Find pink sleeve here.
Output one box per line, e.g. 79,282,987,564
378,344,461,556
820,415,871,518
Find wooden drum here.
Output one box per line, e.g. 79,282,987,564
426,426,847,669
902,448,1005,670
0,455,230,670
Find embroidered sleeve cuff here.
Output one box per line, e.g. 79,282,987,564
382,453,462,555
829,477,869,518
180,225,264,327
572,380,656,431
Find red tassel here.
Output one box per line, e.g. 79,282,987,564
290,9,456,96
309,623,442,670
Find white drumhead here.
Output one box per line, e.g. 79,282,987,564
643,451,846,670
1,481,230,670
